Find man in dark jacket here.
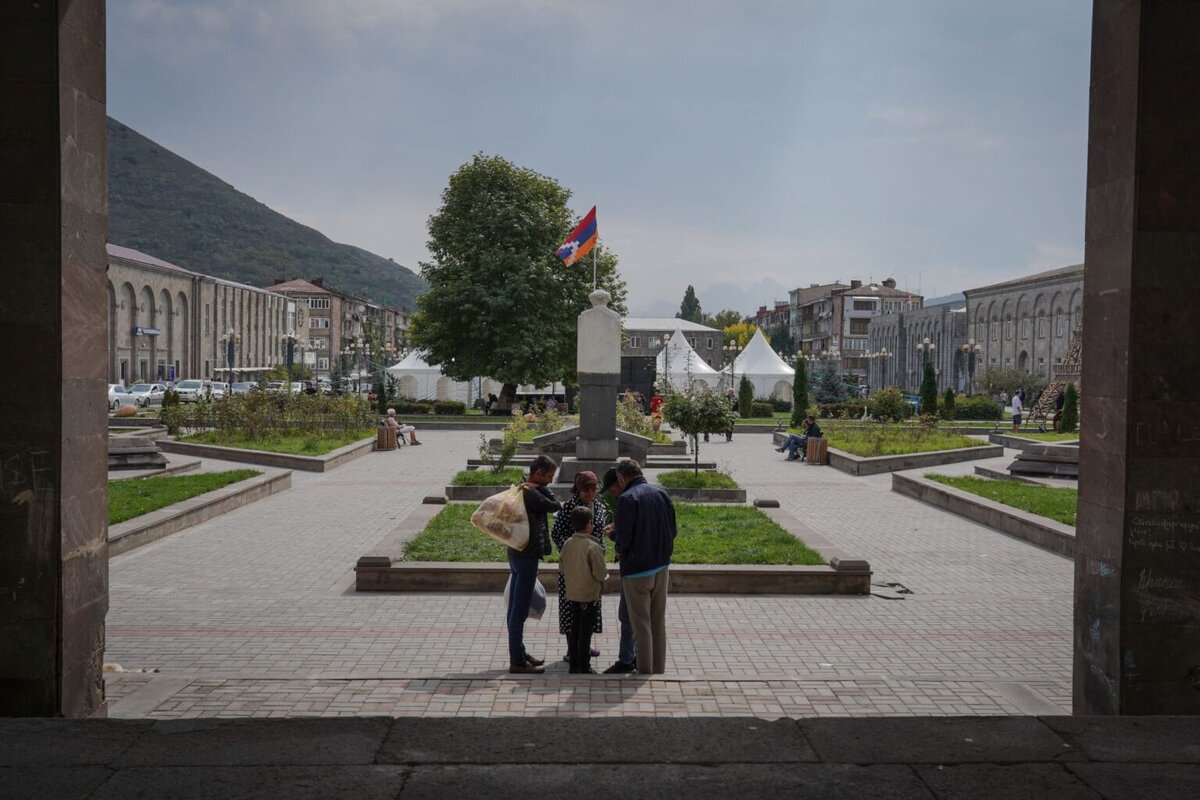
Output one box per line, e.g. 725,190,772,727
600,467,637,674
777,416,822,461
507,454,561,674
613,459,676,674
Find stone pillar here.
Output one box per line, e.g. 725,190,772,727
1074,0,1200,715
558,290,621,484
0,0,109,717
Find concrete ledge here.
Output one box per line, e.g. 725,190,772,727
444,485,512,502
827,444,1003,477
158,436,376,473
974,464,1078,489
108,456,202,481
108,470,292,556
355,560,870,595
989,432,1080,449
658,486,747,503
891,472,1075,558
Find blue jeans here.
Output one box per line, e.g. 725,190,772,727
506,555,540,665
618,579,637,665
784,434,806,459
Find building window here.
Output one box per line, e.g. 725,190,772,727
849,318,870,336
1056,314,1065,337
706,337,713,349
317,358,329,370
309,317,330,329
1021,316,1029,339
630,336,640,349
204,304,210,334
1004,320,1013,340
307,297,331,310
688,338,696,349
1038,314,1047,337
853,300,875,311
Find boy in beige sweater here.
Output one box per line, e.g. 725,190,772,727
560,506,608,674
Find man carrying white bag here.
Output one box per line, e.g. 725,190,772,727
471,454,561,674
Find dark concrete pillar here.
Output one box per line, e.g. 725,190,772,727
0,0,108,717
1075,0,1200,715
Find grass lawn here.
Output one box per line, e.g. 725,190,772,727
656,470,739,489
401,503,823,565
1011,431,1081,442
182,429,375,456
926,474,1078,526
787,426,987,457
109,469,260,525
450,467,525,486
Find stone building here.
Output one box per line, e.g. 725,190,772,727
791,279,922,380
866,295,967,393
621,317,723,370
963,264,1084,386
263,279,341,379
747,301,791,334
107,245,295,384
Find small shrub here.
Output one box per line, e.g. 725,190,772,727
161,388,181,408
750,401,775,418
533,407,565,435
432,400,466,415
770,397,792,412
954,395,1002,420
817,402,866,419
738,376,754,418
941,388,956,420
868,387,910,422
1061,383,1079,433
616,393,654,438
395,399,434,414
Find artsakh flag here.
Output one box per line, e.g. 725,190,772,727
556,206,597,267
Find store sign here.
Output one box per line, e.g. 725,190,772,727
133,326,161,336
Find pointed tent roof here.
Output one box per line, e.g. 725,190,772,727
733,328,794,379
656,328,721,389
386,349,439,375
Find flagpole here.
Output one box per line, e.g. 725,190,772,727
592,246,597,290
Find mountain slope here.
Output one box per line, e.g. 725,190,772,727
107,117,426,310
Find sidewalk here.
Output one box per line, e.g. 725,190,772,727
106,432,1073,718
5,716,1197,798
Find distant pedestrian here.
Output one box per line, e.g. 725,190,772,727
613,459,676,675
600,467,636,673
1011,390,1024,432
550,472,608,663
559,506,607,674
506,455,561,674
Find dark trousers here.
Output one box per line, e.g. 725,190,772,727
566,601,599,673
506,554,539,666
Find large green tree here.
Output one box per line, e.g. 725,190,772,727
411,154,627,398
677,285,704,323
707,309,743,330
811,358,847,404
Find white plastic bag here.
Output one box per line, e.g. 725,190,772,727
503,575,547,621
470,485,530,550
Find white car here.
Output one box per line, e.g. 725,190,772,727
174,379,212,403
290,381,307,394
211,382,229,400
108,384,132,410
126,382,168,407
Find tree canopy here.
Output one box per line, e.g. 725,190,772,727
676,285,704,323
707,309,744,330
411,154,627,389
722,322,758,348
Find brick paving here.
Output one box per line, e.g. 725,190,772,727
106,431,1073,718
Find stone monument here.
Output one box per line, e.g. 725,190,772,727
557,289,621,484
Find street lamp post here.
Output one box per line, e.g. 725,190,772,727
281,331,296,378
961,338,980,396
222,330,240,387
723,339,743,393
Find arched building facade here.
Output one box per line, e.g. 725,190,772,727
866,297,967,393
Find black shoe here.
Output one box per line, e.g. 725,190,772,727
525,655,545,667
603,661,636,674
774,447,786,452
509,663,544,674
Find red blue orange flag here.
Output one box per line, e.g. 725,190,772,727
557,206,597,267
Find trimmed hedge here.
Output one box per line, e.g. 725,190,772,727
750,401,775,418
433,400,467,415
394,400,434,414
816,401,869,419
951,395,1002,420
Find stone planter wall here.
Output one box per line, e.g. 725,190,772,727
158,436,376,473
658,486,747,504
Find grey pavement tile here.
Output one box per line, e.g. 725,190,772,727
379,717,815,763
0,766,113,800
398,763,935,800
1041,716,1200,763
115,717,392,766
799,717,1076,764
913,763,1102,799
1066,763,1200,800
91,765,408,800
0,720,152,766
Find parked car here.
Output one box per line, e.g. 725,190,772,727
229,382,255,396
265,381,285,392
126,383,168,407
210,382,229,400
108,384,131,410
174,379,212,403
289,381,307,394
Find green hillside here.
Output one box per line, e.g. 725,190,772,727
107,118,426,310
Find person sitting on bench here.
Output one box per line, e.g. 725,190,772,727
776,416,822,461
384,408,421,446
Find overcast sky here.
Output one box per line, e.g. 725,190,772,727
108,0,1092,316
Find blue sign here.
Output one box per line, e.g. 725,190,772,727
133,326,161,336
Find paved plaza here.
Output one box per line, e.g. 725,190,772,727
105,431,1074,718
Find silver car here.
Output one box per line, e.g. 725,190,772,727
174,379,212,403
108,384,132,410
126,383,167,407
210,382,229,400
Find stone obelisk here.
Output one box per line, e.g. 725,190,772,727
557,289,621,484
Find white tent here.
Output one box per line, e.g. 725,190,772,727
385,351,474,403
733,328,795,400
655,328,723,392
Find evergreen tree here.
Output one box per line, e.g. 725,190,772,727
676,285,704,323
790,359,808,427
768,325,793,355
738,375,754,418
1062,382,1079,433
942,387,956,420
811,359,847,403
919,360,938,416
